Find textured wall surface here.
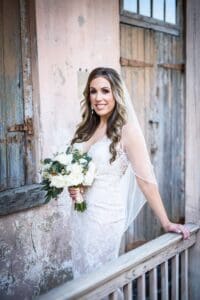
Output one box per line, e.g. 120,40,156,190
35,0,120,161
0,190,72,299
0,0,120,299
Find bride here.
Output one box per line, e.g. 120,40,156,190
68,67,190,279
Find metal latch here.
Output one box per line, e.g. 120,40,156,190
7,118,34,135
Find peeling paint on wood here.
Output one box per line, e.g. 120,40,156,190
0,0,26,191
20,0,36,185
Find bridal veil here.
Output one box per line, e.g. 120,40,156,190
120,79,157,232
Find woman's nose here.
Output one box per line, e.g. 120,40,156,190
96,92,103,101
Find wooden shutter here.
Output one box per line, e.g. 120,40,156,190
0,0,34,192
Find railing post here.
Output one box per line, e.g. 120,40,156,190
149,267,158,300
171,254,179,300
123,282,132,300
137,274,146,300
181,249,188,300
161,261,169,300
187,231,200,300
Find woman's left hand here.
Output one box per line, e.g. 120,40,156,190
164,222,190,240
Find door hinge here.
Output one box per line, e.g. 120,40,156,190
7,118,34,135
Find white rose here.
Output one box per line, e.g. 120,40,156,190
83,162,96,185
54,153,72,165
42,163,52,171
66,163,84,186
49,174,66,188
79,158,87,165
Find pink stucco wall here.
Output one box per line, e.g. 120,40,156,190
35,0,120,160
0,1,120,298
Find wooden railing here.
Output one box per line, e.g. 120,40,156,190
38,224,199,300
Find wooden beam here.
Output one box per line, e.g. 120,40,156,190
158,63,185,71
120,57,153,68
120,14,180,36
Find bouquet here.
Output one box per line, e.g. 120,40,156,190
41,146,96,212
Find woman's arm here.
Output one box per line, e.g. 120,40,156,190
136,178,190,239
122,123,190,239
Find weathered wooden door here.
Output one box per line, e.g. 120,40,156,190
0,0,33,192
120,1,185,241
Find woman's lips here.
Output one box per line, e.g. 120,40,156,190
95,104,106,110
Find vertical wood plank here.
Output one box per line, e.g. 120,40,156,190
181,249,188,300
171,254,179,300
149,267,158,300
20,0,35,184
137,274,146,300
161,261,169,300
0,0,7,191
185,1,200,299
3,0,25,189
171,32,185,223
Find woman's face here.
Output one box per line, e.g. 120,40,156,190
89,77,115,119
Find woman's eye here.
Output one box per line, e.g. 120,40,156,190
102,89,109,94
90,90,96,94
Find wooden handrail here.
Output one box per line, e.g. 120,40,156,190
38,223,199,300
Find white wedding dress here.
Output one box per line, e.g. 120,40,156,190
71,135,129,279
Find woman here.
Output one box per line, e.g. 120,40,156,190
68,67,190,279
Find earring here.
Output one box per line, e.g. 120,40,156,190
91,107,94,114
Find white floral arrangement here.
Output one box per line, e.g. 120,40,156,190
41,146,96,212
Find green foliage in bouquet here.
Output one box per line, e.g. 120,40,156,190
41,158,67,203
66,146,92,175
41,146,96,210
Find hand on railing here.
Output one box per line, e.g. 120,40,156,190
163,221,190,239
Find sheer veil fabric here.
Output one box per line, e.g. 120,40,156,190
120,81,157,232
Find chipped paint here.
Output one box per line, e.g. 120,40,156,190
0,190,73,298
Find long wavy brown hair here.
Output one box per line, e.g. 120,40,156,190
71,67,127,163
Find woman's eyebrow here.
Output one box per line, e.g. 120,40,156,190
89,86,110,89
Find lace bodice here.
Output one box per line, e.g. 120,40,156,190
71,136,130,285
74,135,129,187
